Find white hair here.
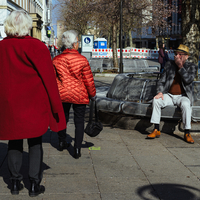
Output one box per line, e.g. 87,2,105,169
4,10,32,37
62,30,78,49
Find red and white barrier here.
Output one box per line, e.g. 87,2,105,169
92,48,174,60
117,49,131,58
149,50,159,59
92,48,131,58
130,48,150,59
92,49,110,58
107,49,113,58
167,50,174,60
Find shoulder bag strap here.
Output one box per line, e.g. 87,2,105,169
89,100,94,123
94,100,99,122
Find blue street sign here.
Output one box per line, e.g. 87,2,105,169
84,37,91,44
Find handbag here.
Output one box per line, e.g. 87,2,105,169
84,100,103,137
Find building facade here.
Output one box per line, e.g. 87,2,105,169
0,0,52,42
56,20,66,48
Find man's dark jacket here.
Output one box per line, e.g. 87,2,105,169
157,60,198,103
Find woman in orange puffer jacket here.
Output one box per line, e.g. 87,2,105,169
53,30,96,159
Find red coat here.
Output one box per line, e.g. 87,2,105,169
53,49,96,104
0,36,66,140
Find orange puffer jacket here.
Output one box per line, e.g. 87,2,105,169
53,49,96,104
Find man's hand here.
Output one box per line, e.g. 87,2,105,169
154,92,164,100
174,56,183,69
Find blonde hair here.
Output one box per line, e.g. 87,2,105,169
62,30,78,49
4,10,32,36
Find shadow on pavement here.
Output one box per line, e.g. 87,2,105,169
135,118,185,142
43,128,94,158
137,183,200,200
0,142,50,191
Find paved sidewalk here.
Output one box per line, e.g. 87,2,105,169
0,77,200,200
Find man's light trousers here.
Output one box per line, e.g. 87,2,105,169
150,93,191,129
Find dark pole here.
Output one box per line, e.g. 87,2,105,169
119,0,123,73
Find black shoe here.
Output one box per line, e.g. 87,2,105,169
11,179,24,195
74,148,81,159
58,141,70,151
29,181,45,197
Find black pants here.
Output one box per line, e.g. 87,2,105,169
7,136,43,184
58,103,86,148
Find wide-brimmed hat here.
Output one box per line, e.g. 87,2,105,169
174,44,190,55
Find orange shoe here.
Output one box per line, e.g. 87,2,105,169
147,129,161,139
184,133,194,144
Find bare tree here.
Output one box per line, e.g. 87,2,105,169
181,0,200,68
54,0,94,35
90,0,175,68
54,0,175,69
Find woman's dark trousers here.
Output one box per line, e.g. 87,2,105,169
160,63,165,73
58,103,86,148
7,136,43,184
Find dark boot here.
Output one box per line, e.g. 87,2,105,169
29,180,45,197
74,148,81,159
58,140,70,151
11,179,24,195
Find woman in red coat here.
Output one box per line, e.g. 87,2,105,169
0,10,66,196
53,30,96,159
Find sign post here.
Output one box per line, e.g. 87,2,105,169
119,0,123,73
81,35,94,60
81,35,94,52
